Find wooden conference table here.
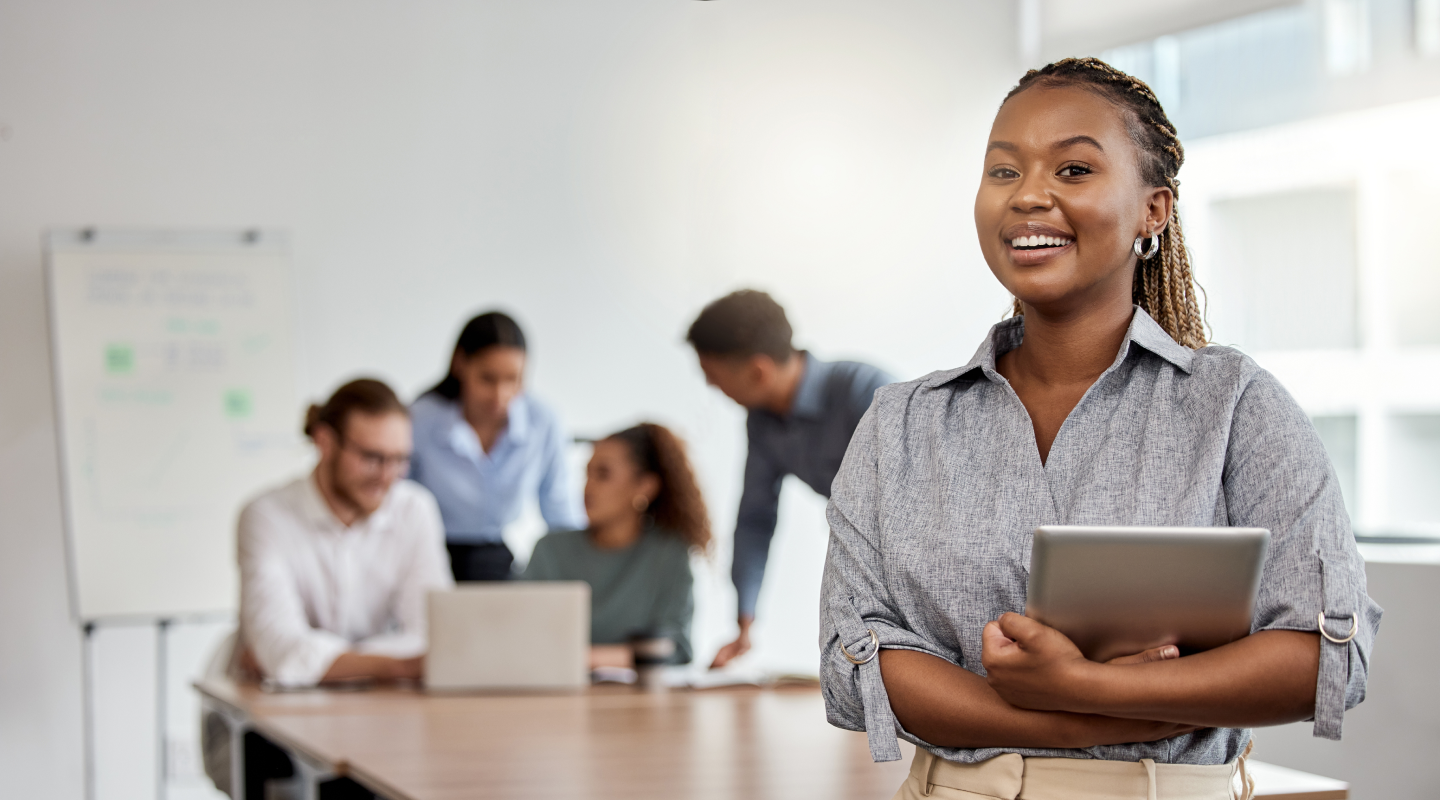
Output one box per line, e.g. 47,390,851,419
195,677,1348,800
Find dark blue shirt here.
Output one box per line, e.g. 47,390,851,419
733,353,893,616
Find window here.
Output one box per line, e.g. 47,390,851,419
1386,414,1440,532
1420,0,1440,57
1386,170,1440,346
1206,188,1359,351
1313,414,1360,518
1323,0,1373,76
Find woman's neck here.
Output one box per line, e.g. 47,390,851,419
590,515,646,550
995,296,1135,466
462,406,507,453
1002,299,1133,387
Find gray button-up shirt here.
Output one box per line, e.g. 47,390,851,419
820,308,1381,764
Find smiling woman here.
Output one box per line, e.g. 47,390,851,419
818,58,1381,800
985,60,1205,352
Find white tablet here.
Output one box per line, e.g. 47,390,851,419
1024,526,1269,662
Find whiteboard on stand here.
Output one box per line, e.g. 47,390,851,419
46,229,307,621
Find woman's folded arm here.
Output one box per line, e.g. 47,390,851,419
880,648,1203,750
982,613,1320,729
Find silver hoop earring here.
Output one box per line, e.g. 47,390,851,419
1133,234,1160,260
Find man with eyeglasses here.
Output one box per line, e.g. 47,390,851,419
234,378,453,690
216,379,454,798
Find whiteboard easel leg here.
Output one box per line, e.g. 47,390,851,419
156,618,170,800
83,622,96,800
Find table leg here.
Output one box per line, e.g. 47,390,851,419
288,748,337,800
198,695,251,800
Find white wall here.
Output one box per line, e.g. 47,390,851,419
1243,561,1440,800
0,1,1019,795
1179,97,1440,539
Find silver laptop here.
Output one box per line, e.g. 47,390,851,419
1025,526,1269,663
426,582,590,692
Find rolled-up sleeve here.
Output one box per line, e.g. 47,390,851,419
238,505,348,687
1223,370,1382,740
820,398,952,762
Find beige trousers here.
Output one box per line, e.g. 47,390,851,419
891,743,1255,800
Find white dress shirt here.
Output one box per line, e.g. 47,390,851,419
238,474,454,687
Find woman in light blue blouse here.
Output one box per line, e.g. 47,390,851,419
409,311,586,581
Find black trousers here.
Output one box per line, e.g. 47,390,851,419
244,731,376,800
446,541,515,581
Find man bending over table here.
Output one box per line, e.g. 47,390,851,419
687,290,893,667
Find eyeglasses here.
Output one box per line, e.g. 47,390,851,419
338,436,412,474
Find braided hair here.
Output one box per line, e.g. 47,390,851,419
1002,57,1209,349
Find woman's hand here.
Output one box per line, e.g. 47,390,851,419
981,612,1091,711
901,613,1315,742
1105,645,1181,666
880,648,1200,749
588,644,635,670
981,612,1180,712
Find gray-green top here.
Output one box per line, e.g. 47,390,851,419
523,526,695,664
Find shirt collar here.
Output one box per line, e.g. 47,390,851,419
299,472,337,529
1124,307,1195,373
789,352,829,420
505,395,532,443
442,394,532,456
923,306,1193,389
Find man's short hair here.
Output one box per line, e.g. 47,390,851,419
686,290,795,362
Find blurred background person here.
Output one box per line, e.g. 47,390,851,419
687,290,893,668
212,378,452,799
239,378,451,685
410,311,587,581
524,423,708,669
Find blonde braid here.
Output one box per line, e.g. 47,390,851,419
1002,57,1210,349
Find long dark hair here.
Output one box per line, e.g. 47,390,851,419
608,423,711,551
426,311,528,400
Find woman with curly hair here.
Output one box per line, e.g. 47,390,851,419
525,423,710,667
